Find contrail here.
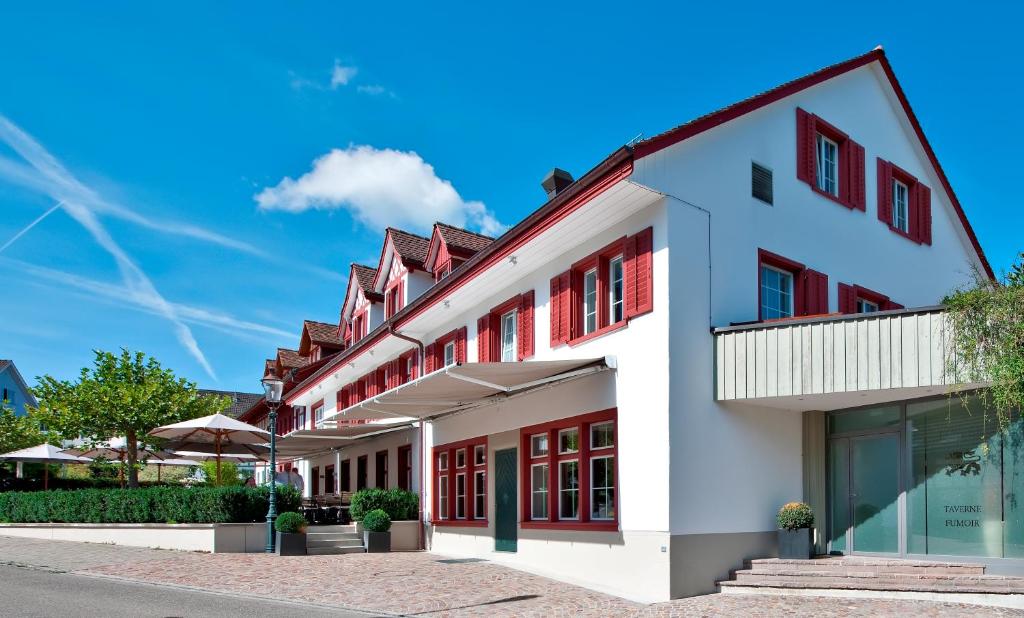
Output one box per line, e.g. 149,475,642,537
0,200,64,254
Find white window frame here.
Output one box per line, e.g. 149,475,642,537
455,472,467,519
438,452,448,471
530,433,548,458
583,268,598,335
558,460,580,521
438,475,449,520
530,463,549,520
444,341,456,367
474,444,486,466
473,470,486,519
609,255,624,324
760,265,794,320
455,448,466,469
893,178,909,233
558,427,579,454
589,454,615,521
313,403,325,426
856,298,880,313
815,133,839,196
590,421,614,450
500,309,517,362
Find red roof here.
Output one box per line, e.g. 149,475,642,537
386,228,430,267
435,222,494,254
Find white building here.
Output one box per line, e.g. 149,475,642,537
244,48,1010,602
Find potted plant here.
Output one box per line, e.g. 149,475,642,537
776,501,814,559
274,511,307,556
362,508,391,553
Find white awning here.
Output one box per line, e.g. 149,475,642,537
323,357,614,423
274,421,413,458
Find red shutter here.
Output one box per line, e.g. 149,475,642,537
456,327,467,363
477,314,491,362
882,299,904,311
847,140,866,211
917,183,932,245
518,289,535,360
624,235,637,316
397,280,405,311
796,108,817,185
424,343,435,374
630,227,654,317
549,276,562,346
877,159,892,225
838,283,856,314
799,269,829,316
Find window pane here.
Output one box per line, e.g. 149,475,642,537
531,464,549,520
559,461,579,519
591,422,614,448
816,134,838,196
559,428,579,453
501,310,516,362
893,180,909,232
531,433,548,457
857,299,879,313
474,471,486,518
584,269,598,334
760,266,793,320
438,452,448,470
438,476,448,519
444,342,456,366
456,473,466,519
456,449,466,468
591,456,616,520
474,444,486,466
610,256,624,323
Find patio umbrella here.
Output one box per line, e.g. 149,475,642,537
0,443,91,489
148,414,271,485
63,437,176,488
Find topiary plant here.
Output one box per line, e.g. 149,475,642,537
776,502,814,530
274,511,307,534
362,508,391,533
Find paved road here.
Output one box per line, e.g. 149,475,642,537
0,565,380,618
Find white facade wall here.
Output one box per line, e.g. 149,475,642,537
335,427,421,493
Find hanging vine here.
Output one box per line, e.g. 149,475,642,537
944,253,1024,431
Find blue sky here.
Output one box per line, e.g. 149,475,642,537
1,2,1021,393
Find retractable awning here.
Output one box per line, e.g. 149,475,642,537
275,421,413,458
323,357,614,423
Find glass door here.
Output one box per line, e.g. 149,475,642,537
829,433,901,554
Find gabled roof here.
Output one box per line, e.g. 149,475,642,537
197,389,264,419
263,359,275,378
0,359,37,408
299,320,344,355
436,222,494,254
371,228,431,291
276,348,308,371
340,263,384,326
238,353,341,423
351,264,379,294
633,47,993,279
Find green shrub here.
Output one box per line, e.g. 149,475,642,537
777,501,814,530
362,509,391,532
0,485,301,524
349,488,418,521
200,460,242,487
274,511,307,533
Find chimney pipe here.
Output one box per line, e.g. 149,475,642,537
541,168,574,199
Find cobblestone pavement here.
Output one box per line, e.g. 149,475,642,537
2,536,1021,617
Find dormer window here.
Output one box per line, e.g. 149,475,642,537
385,283,404,319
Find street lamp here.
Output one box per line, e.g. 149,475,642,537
261,373,284,553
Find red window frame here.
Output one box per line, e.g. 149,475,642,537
324,464,336,495
375,449,389,489
877,158,932,245
837,282,903,314
431,327,467,369
309,399,324,430
397,444,412,491
570,237,629,345
796,108,866,211
757,249,828,320
519,409,618,531
478,292,535,362
432,435,488,527
340,459,351,492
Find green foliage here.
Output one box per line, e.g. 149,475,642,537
362,509,391,532
29,349,230,488
945,257,1024,431
349,487,418,521
0,402,49,454
200,460,241,486
274,511,307,533
0,485,300,524
776,502,814,530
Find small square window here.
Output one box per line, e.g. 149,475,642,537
856,298,879,313
474,444,486,466
455,448,466,468
590,422,614,449
530,433,548,458
558,428,579,454
438,452,448,471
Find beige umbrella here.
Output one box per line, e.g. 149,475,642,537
148,414,271,485
63,437,179,487
0,444,90,490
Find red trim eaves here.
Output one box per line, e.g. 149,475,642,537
634,47,992,279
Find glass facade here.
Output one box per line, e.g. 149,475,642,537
828,393,1024,560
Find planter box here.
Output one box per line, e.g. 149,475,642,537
778,527,814,559
355,520,419,550
276,531,307,556
364,530,391,553
0,523,265,553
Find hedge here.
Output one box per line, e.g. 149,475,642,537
0,477,176,492
0,485,300,524
349,487,418,521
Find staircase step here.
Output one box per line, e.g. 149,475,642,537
307,539,364,549
722,574,1024,595
308,525,358,533
307,545,365,555
748,557,986,575
306,533,361,541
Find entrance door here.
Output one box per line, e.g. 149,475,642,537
312,466,320,496
829,433,901,554
494,448,517,552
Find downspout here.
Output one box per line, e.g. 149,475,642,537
388,324,427,551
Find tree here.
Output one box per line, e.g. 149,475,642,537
200,460,241,486
0,403,48,455
30,349,229,488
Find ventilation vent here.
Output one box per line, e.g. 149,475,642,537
752,162,773,205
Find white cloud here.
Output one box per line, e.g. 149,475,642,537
356,84,385,95
255,145,507,237
330,61,358,89
0,115,217,380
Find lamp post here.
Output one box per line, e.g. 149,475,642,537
261,373,284,553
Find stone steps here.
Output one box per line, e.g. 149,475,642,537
307,545,366,555
305,526,364,554
748,557,986,575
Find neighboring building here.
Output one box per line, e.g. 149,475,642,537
245,48,1008,602
0,360,37,417
197,390,263,419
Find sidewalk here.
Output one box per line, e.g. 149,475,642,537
1,536,1018,617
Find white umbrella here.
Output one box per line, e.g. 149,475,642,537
0,443,90,489
148,414,271,485
63,437,176,488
